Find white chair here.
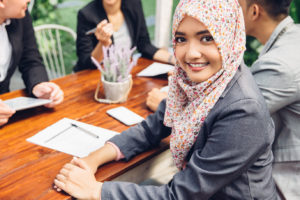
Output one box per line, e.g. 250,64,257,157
28,0,35,13
34,24,77,79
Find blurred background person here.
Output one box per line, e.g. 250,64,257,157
74,0,175,72
0,0,64,126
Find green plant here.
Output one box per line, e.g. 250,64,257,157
92,45,137,82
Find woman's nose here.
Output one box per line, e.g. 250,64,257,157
186,42,202,60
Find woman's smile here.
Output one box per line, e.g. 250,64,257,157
187,62,209,71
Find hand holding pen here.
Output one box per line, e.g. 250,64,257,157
86,19,113,47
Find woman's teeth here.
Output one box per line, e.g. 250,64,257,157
189,63,208,68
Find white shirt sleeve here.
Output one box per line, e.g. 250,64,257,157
0,19,12,82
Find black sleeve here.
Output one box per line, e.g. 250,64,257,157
74,10,98,71
18,12,49,96
108,99,171,161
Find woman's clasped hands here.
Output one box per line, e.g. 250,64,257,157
54,157,103,200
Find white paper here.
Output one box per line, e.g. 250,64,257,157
27,118,119,157
160,86,169,93
3,97,52,111
137,62,174,77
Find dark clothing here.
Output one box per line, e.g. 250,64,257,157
104,65,278,199
0,11,48,95
74,0,158,72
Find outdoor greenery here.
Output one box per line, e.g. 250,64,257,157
31,0,300,72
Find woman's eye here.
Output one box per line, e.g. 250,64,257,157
201,35,214,42
175,37,186,43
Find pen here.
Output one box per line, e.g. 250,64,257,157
85,28,96,35
71,123,99,139
45,125,73,143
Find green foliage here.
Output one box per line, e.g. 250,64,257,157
31,0,63,25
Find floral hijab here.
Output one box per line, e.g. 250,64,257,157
164,0,246,169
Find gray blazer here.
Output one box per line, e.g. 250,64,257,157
104,65,278,199
250,16,300,162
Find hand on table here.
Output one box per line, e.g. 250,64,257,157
54,157,102,200
146,88,168,112
95,19,114,47
0,100,15,126
32,82,64,108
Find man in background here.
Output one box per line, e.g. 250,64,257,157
0,0,64,126
238,0,300,199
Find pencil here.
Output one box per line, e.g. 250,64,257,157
85,28,96,35
71,123,99,139
45,125,72,143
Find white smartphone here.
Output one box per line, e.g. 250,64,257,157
106,106,144,126
3,97,52,111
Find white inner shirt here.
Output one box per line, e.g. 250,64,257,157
0,19,12,82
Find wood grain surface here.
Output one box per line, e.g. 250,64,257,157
0,58,170,200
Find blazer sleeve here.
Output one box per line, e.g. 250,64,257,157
102,99,274,199
131,0,158,59
250,57,299,114
108,99,171,161
74,10,98,71
18,12,49,95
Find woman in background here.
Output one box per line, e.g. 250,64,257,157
74,0,174,72
55,0,278,199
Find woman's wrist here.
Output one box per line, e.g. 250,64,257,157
91,182,102,200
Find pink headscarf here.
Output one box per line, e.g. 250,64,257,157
164,0,246,169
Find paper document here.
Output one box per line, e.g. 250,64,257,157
137,62,174,77
160,86,169,93
27,118,119,157
3,97,52,111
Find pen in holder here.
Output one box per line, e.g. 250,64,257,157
92,45,136,104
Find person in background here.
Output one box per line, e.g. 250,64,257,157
238,0,300,199
0,0,64,126
54,0,278,199
74,0,175,72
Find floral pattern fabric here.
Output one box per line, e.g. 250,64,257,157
164,0,246,169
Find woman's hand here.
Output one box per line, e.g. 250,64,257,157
80,155,100,174
54,157,102,200
0,100,15,126
95,19,114,47
146,88,167,112
32,82,64,108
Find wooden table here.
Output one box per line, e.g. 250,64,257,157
0,58,169,200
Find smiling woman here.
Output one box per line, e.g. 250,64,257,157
174,16,222,83
54,0,278,199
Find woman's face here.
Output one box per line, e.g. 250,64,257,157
174,16,222,83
